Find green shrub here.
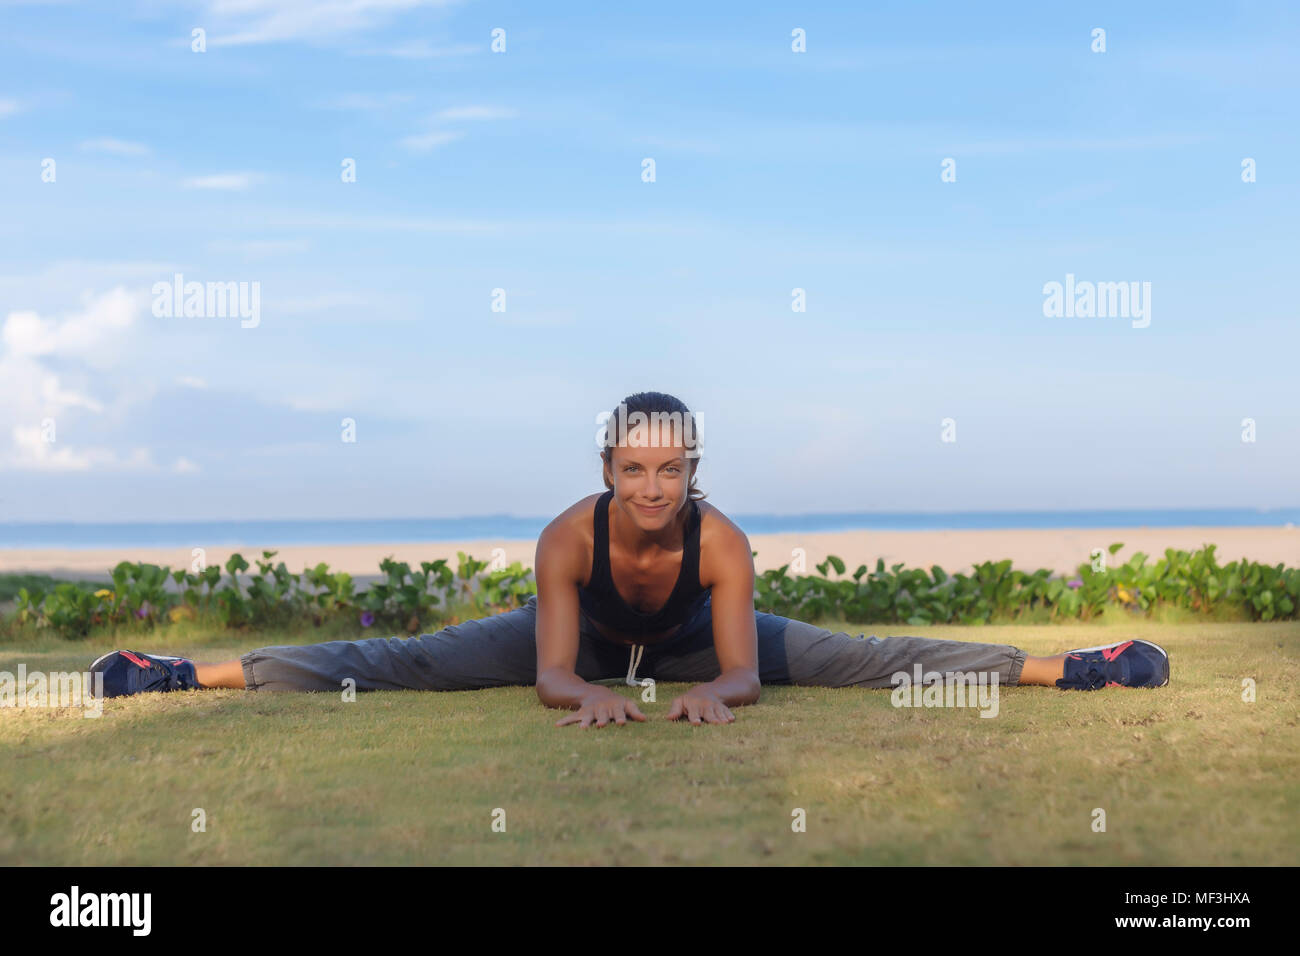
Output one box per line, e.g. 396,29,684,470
5,542,1296,639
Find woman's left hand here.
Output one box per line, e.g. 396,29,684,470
666,687,736,725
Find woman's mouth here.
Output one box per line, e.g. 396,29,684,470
636,502,668,516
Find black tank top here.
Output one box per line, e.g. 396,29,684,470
578,490,709,641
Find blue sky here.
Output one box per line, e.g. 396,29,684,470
1,0,1297,523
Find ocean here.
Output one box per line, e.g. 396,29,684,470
2,508,1297,550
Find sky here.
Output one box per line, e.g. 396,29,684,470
0,0,1297,523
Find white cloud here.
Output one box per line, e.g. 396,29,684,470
2,287,139,364
172,457,201,474
177,376,207,389
0,260,175,300
397,107,513,152
201,0,463,47
318,91,413,111
273,292,376,314
207,238,309,256
10,425,94,472
44,379,104,414
264,212,505,234
399,130,463,152
79,137,151,156
493,309,577,328
261,212,702,237
636,135,720,155
435,106,516,121
949,134,1209,156
0,288,152,472
182,172,265,190
7,426,156,474
0,98,20,118
352,39,478,59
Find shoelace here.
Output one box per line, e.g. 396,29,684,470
149,659,185,691
1075,663,1109,690
625,644,645,686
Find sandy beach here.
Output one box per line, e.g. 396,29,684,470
2,526,1295,583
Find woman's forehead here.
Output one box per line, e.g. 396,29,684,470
612,414,693,445
610,440,688,464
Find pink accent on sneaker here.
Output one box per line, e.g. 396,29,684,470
1101,641,1133,662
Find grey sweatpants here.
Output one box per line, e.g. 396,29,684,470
240,595,1026,692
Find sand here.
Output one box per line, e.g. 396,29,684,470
1,526,1296,583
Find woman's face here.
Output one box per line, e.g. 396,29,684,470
604,420,693,531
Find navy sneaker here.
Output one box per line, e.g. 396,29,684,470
1056,639,1170,690
88,650,202,699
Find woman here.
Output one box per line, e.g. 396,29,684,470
89,391,1170,726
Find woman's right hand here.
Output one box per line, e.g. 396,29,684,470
555,687,647,728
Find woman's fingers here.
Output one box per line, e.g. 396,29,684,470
697,701,734,724
663,695,738,724
560,695,734,728
557,696,645,728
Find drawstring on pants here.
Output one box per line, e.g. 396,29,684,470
625,643,645,686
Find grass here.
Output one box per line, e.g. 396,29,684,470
1,618,1296,865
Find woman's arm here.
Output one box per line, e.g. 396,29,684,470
533,521,646,727
666,520,761,724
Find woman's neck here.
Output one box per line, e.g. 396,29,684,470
608,495,688,558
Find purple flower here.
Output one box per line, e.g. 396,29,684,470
360,611,376,628
1067,579,1083,590
135,602,149,619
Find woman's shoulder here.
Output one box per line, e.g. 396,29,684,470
544,492,604,533
694,496,738,535
695,498,754,586
535,493,604,581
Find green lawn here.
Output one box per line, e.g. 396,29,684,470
1,619,1296,865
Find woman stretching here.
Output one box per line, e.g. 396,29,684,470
89,391,1170,726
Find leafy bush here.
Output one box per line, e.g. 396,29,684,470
755,543,1299,626
4,542,1296,640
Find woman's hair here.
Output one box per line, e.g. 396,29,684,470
599,391,706,501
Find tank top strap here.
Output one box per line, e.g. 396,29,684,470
683,497,702,589
590,489,615,586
